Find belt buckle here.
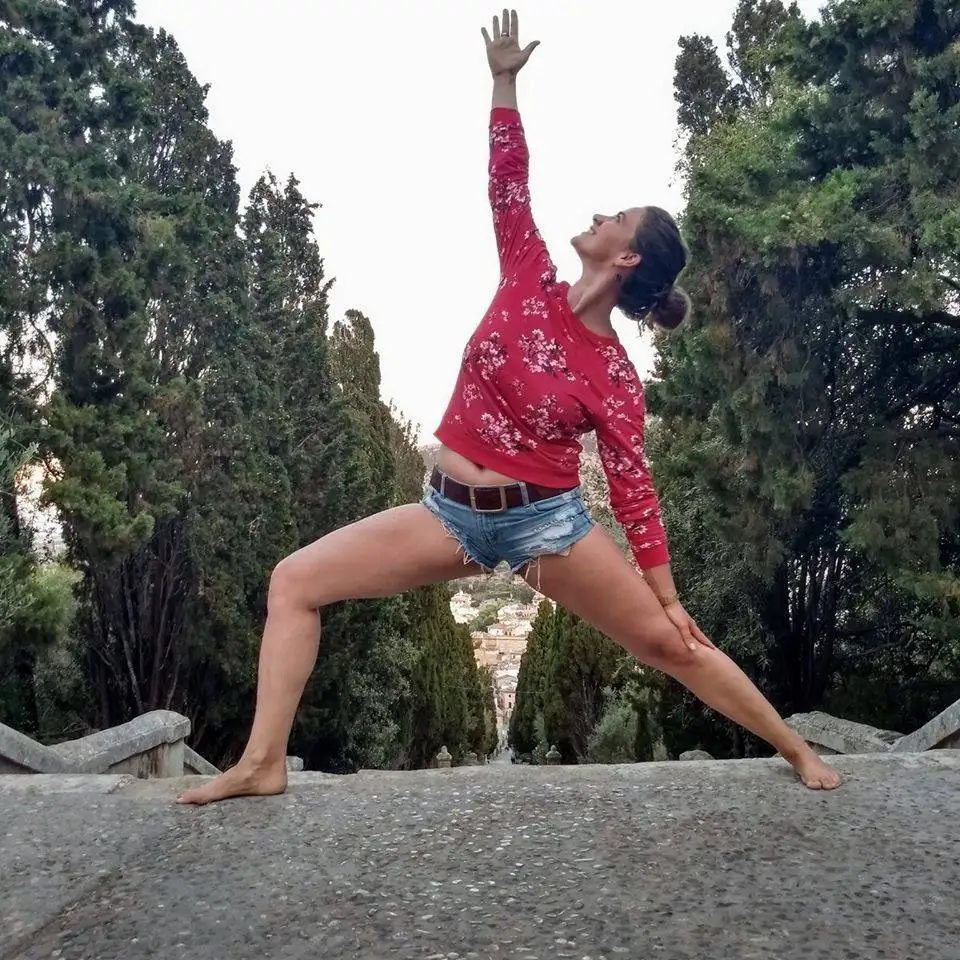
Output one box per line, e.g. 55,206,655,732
469,485,508,513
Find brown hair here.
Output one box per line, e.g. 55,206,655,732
617,206,691,331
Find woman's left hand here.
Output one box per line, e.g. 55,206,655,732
663,601,716,652
482,10,540,77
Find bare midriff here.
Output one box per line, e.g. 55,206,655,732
434,445,522,487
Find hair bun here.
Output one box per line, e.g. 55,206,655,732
650,285,691,331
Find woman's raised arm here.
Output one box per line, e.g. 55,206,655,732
481,10,549,277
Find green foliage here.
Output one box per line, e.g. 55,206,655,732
649,0,960,753
469,605,500,634
529,713,550,765
674,1,804,150
0,2,488,772
540,606,625,762
509,599,627,762
0,423,81,738
477,665,499,757
402,585,480,767
585,689,637,764
0,556,81,735
0,427,35,632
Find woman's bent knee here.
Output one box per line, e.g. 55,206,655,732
629,620,699,673
267,551,320,612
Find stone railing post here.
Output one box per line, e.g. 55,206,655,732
51,710,191,777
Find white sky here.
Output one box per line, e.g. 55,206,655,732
132,0,824,441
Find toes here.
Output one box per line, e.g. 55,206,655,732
176,785,218,805
799,768,841,791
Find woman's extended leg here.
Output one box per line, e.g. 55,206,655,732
176,504,483,805
522,526,840,789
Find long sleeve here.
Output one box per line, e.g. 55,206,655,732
488,107,553,279
595,404,671,570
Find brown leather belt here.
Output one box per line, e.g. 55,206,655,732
429,466,572,513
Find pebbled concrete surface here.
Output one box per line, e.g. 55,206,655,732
2,753,959,960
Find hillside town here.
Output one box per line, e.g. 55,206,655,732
449,583,553,738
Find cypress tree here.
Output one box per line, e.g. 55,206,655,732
650,0,960,750
541,606,624,762
508,599,553,755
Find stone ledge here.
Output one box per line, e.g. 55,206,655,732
3,753,957,960
785,710,902,754
184,744,221,776
14,750,950,798
51,710,190,773
892,697,960,752
0,773,137,795
0,724,73,774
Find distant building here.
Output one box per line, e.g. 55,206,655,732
449,590,477,624
492,669,519,728
499,602,540,621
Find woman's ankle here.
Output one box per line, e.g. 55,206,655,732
239,746,287,770
777,731,810,763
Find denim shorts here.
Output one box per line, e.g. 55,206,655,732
422,476,595,574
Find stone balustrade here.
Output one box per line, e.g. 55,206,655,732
890,698,960,752
4,695,955,781
184,743,221,776
786,697,960,756
0,713,316,779
0,711,213,778
784,711,903,755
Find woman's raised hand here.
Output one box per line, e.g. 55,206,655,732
481,9,540,78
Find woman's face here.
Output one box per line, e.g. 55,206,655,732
571,207,646,268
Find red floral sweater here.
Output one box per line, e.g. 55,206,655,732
434,107,670,569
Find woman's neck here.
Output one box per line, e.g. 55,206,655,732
567,267,619,339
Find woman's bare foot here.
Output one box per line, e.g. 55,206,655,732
175,760,288,806
783,741,841,790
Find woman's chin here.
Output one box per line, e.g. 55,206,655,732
570,232,591,253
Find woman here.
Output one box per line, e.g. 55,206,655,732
177,11,839,805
